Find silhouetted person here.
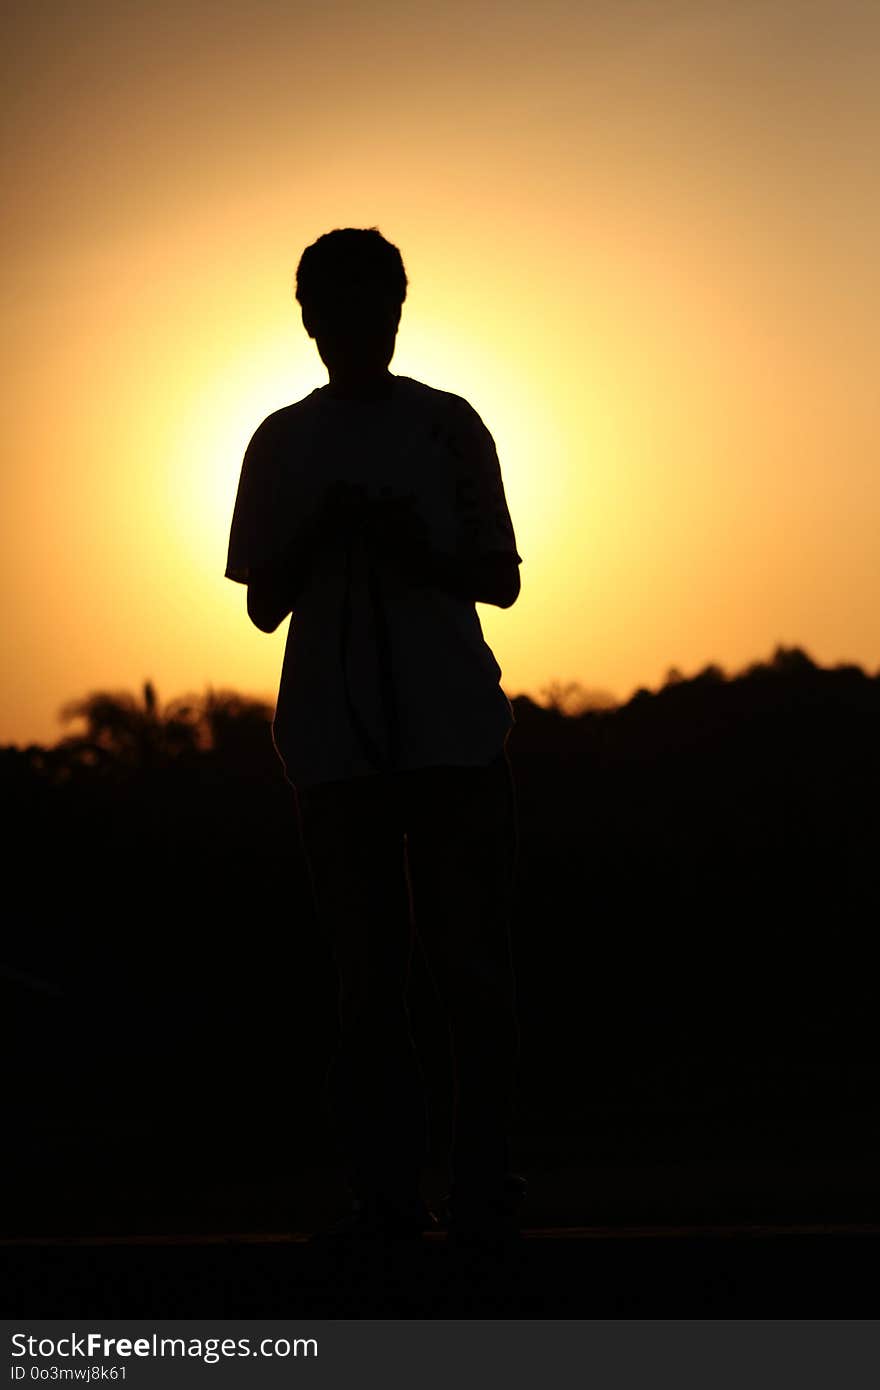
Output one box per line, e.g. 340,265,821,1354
225,227,523,1250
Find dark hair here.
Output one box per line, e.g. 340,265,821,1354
295,227,408,317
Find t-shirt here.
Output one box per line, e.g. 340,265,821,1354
224,373,521,788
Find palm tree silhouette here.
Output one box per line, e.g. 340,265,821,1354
196,686,274,760
56,682,275,772
57,680,201,770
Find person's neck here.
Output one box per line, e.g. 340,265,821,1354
326,369,394,402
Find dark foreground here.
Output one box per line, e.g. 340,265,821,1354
5,1147,880,1316
3,1224,880,1318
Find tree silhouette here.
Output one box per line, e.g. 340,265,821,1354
195,687,274,755
539,679,617,715
55,681,275,774
57,680,201,771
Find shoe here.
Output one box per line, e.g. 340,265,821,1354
309,1192,438,1249
444,1172,528,1257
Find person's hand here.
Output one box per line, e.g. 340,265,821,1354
362,493,432,581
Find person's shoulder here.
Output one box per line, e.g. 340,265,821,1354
253,388,324,438
241,391,324,466
395,376,485,426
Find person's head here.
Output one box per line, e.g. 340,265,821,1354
295,227,407,380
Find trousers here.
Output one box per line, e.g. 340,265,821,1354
294,748,520,1204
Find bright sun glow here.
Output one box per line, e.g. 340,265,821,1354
165,341,321,578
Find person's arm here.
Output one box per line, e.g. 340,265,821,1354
245,507,335,632
226,414,298,629
246,561,303,633
245,482,365,633
419,547,521,608
438,396,523,608
362,495,521,608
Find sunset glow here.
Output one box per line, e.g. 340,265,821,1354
4,0,878,746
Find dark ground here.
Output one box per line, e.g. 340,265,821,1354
4,1223,880,1318
4,1143,880,1316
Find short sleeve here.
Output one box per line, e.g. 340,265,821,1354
446,398,521,564
224,416,286,585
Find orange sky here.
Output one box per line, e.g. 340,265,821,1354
3,0,878,747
